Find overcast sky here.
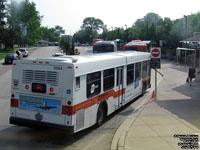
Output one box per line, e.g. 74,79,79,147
31,0,200,35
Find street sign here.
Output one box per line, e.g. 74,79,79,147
74,49,80,55
151,47,161,58
151,58,161,68
150,47,161,69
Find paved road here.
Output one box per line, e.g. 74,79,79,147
0,47,38,77
75,46,93,54
0,47,158,150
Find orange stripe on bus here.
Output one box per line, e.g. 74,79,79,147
62,88,125,115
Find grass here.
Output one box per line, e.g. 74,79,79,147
0,53,6,60
0,49,15,60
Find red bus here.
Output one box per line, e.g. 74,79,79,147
124,41,148,52
92,39,103,48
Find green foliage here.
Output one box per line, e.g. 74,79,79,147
0,49,15,60
74,17,104,44
73,29,91,43
0,54,6,60
60,35,74,54
0,27,21,49
4,0,65,47
143,13,162,25
40,25,65,42
6,0,42,46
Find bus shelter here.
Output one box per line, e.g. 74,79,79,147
176,47,196,66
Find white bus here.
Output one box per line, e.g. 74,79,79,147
10,51,151,133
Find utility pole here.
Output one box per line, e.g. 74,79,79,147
125,24,127,43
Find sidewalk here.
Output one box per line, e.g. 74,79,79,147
0,59,4,64
111,60,200,150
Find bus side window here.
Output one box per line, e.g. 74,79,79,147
103,68,114,91
87,71,101,98
142,61,147,79
117,69,123,86
76,77,80,89
135,62,141,80
127,64,134,85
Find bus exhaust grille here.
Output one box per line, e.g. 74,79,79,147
23,70,59,86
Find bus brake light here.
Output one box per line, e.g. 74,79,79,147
50,88,54,92
25,85,29,89
11,98,19,108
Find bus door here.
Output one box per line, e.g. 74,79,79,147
116,67,124,107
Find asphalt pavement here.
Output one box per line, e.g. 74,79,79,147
111,59,200,150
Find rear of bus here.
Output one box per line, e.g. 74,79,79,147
10,59,75,133
124,42,148,52
92,39,103,48
93,41,117,53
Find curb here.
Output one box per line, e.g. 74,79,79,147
111,117,135,150
110,69,163,150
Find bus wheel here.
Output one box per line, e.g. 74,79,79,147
96,102,107,126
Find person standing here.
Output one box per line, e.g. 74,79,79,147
188,65,196,86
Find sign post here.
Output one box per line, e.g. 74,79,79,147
150,47,161,100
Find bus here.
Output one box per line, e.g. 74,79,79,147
93,41,117,53
124,41,148,52
92,39,104,48
10,51,151,133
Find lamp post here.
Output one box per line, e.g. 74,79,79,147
125,24,127,43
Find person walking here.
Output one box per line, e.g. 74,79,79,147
188,65,196,86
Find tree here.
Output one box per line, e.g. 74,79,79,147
40,26,64,42
80,17,104,43
6,0,42,46
0,27,21,49
73,29,91,44
54,25,65,36
60,35,73,54
156,18,172,41
98,25,108,40
144,13,162,25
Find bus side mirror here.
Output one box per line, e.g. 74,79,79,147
16,50,23,60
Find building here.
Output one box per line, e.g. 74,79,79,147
0,0,6,26
177,33,200,81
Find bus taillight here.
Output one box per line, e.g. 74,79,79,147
25,85,29,89
67,106,72,111
50,87,54,92
11,98,19,108
62,105,73,115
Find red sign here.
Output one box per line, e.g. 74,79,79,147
74,49,79,55
151,48,160,58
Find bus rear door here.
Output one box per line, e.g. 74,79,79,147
116,67,124,108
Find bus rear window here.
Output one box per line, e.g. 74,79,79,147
125,47,138,51
93,44,114,53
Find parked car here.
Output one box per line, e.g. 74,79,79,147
18,48,29,57
4,53,18,64
52,53,64,57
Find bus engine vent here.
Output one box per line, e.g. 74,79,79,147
23,70,59,86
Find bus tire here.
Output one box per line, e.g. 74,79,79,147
96,101,107,126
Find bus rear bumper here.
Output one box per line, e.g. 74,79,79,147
10,116,74,134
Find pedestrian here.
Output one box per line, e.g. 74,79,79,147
188,65,196,86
